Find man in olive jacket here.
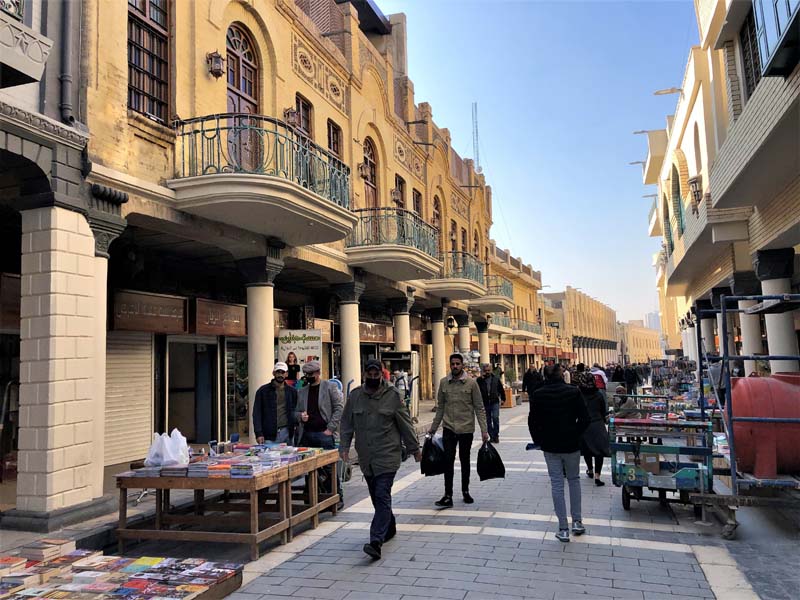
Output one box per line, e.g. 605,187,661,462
340,360,421,560
429,353,489,507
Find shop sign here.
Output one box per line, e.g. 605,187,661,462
359,322,394,343
113,290,187,333
193,299,246,337
313,319,333,343
496,343,512,354
513,344,525,354
548,321,560,328
534,345,544,354
0,273,20,333
278,329,323,371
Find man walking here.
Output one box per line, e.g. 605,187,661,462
477,363,503,443
295,360,344,504
529,363,590,542
429,353,489,507
253,362,298,444
340,360,421,560
522,363,544,399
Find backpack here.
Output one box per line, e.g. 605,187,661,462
592,372,606,390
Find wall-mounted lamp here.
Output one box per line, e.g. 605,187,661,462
283,107,300,128
446,316,457,332
390,188,402,204
206,51,225,79
653,87,683,96
357,161,370,179
688,175,703,215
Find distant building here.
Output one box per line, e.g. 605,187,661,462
644,311,662,332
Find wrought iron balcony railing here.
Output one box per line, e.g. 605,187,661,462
1,0,23,19
485,275,513,299
347,207,439,258
491,315,511,328
440,251,484,285
174,113,350,208
512,319,542,334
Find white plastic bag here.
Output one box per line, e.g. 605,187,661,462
170,428,190,465
144,429,190,466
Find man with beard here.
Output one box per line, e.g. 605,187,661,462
253,362,298,444
340,360,421,560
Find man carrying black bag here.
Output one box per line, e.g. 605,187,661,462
340,360,421,561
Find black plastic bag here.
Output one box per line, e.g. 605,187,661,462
477,441,505,481
420,436,446,476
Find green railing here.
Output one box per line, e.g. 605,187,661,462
485,275,513,299
512,319,542,334
491,315,511,328
1,0,23,19
440,251,484,285
347,207,439,258
174,113,350,208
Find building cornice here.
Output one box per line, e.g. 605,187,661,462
0,100,87,149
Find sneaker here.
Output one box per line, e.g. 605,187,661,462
555,529,570,543
435,495,453,508
572,521,586,536
363,541,382,560
462,492,474,504
594,479,605,487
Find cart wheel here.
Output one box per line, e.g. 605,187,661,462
721,523,738,540
621,486,631,511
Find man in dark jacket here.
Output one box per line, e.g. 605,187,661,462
340,360,421,560
624,364,639,395
522,364,544,398
529,363,590,543
253,362,298,444
477,363,503,443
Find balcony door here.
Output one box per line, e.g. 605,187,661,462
226,24,260,172
363,138,380,243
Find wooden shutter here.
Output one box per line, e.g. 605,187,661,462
105,331,154,466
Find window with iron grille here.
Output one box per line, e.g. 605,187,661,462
326,119,342,156
296,94,313,137
128,0,170,123
412,189,422,214
739,8,762,99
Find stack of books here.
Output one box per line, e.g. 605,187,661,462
207,464,230,478
133,466,161,477
0,557,25,577
187,462,208,478
160,466,188,478
18,539,69,562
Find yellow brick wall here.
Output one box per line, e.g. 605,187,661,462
748,174,800,253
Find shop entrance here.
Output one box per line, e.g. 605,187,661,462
168,339,219,444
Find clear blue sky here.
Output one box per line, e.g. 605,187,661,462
378,0,699,322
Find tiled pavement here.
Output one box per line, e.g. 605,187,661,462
228,405,772,600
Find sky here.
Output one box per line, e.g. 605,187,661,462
377,0,699,322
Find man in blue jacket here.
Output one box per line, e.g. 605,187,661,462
253,362,298,444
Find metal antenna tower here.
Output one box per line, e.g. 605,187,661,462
472,102,482,174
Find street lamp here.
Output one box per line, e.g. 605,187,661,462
653,87,683,96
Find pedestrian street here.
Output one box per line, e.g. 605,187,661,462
229,404,759,600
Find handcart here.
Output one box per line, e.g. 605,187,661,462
610,416,714,517
688,293,800,540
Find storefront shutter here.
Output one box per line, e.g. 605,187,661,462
105,331,154,466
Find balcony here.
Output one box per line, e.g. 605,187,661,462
511,319,542,340
425,251,487,300
0,1,53,88
167,114,357,247
470,275,514,313
488,314,512,335
648,199,662,237
345,207,441,281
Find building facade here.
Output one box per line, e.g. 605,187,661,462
619,320,663,364
642,0,800,374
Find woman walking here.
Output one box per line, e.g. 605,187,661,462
575,371,610,486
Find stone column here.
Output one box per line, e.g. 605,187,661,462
696,299,717,357
86,184,127,499
454,314,470,354
755,249,799,373
334,280,366,395
685,324,697,362
428,307,447,398
711,287,737,361
238,251,284,442
15,206,108,524
390,292,414,353
730,272,763,375
476,321,490,365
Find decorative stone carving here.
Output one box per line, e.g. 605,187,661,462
0,100,86,148
393,135,423,183
358,39,388,90
88,184,128,258
333,280,366,304
0,12,54,87
292,33,347,115
451,194,468,218
237,255,285,286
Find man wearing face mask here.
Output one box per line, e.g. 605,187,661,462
295,360,344,504
253,362,298,444
477,363,503,444
340,359,421,560
429,353,489,508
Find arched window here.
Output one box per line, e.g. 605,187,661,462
432,195,441,229
363,138,378,209
671,165,685,236
226,24,259,113
449,220,457,252
473,230,480,256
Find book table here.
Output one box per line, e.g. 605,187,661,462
116,450,340,560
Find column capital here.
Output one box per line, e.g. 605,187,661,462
710,286,732,309
728,271,761,296
754,248,795,281
87,184,128,258
389,293,415,315
334,280,366,304
695,298,713,316
475,321,489,334
237,254,284,286
453,314,469,328
426,307,446,322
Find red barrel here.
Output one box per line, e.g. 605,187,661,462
730,374,800,479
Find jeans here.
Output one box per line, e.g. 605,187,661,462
269,427,290,444
301,431,342,502
543,451,582,530
484,402,500,440
443,428,473,496
365,472,396,544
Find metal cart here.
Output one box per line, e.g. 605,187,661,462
689,293,800,539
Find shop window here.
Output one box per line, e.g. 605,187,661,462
128,0,170,123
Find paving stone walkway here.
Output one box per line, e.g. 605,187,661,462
229,405,775,600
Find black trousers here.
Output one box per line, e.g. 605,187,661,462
443,427,474,496
365,472,396,544
583,453,604,475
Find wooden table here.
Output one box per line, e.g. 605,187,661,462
116,450,340,560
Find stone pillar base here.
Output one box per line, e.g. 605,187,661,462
0,494,117,533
